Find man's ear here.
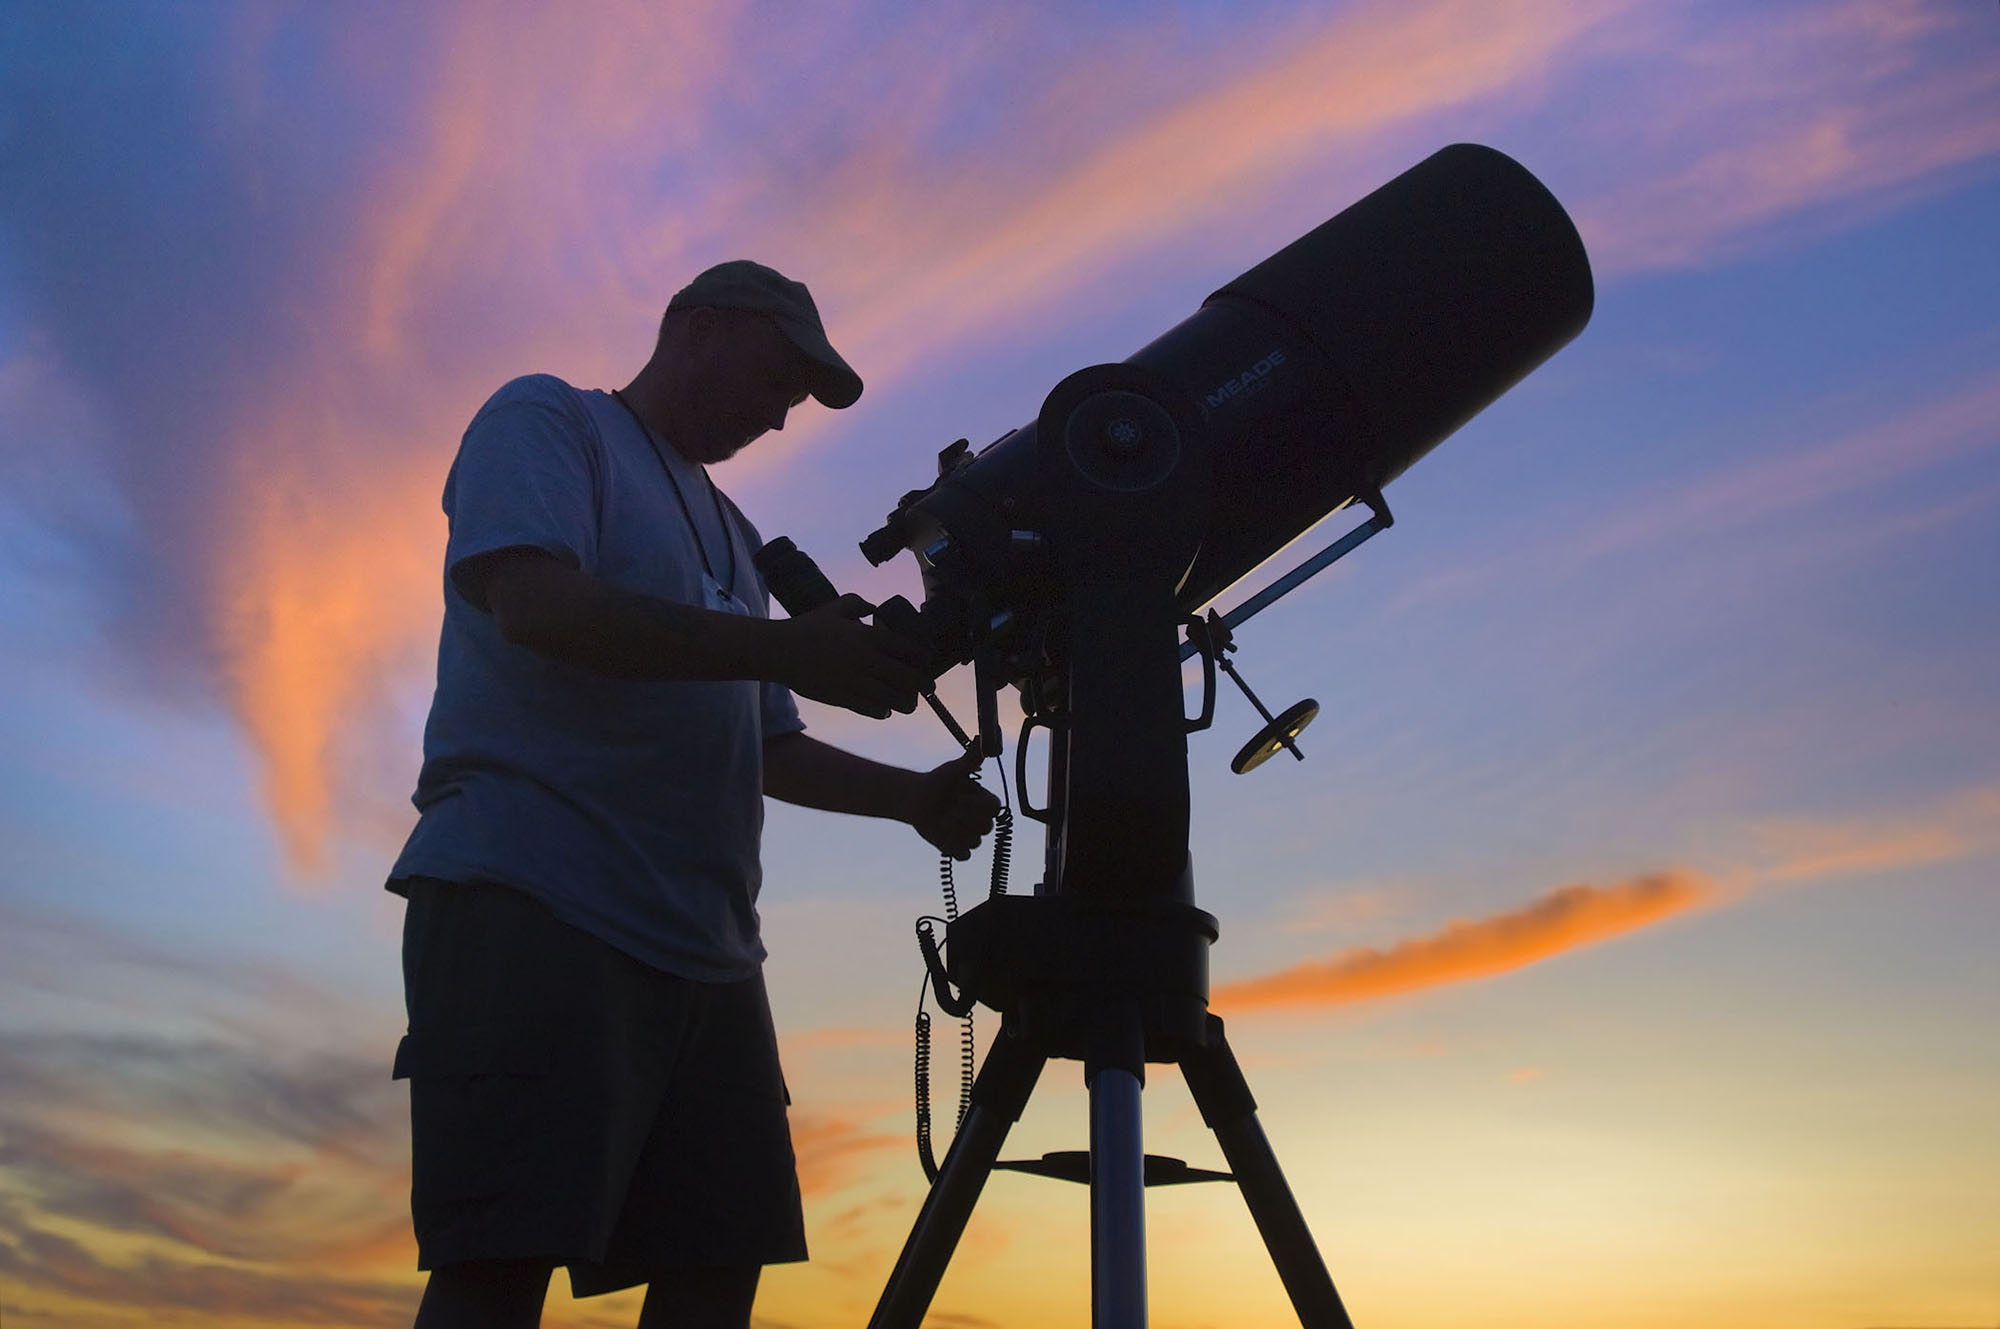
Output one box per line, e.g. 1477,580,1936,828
660,304,716,354
681,305,718,347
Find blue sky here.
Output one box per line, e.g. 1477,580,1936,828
1,2,1996,1325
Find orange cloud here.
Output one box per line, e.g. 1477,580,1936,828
216,409,446,869
204,3,752,870
790,1112,906,1199
210,0,1628,868
1215,784,2000,1014
1214,869,1715,1011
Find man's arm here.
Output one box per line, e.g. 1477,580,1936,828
763,731,999,860
481,550,929,718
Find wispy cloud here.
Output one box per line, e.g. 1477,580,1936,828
0,901,418,1323
1217,783,2000,1012
791,1114,905,1200
1743,784,2000,887
1392,365,2000,613
0,1030,419,1325
1572,373,2000,565
2,0,1991,873
0,1222,417,1327
771,0,1626,367
0,896,929,1326
1215,870,1715,1011
1573,0,2000,272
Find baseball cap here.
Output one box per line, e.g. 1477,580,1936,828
666,260,864,409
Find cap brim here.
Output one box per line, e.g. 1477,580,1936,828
775,316,863,409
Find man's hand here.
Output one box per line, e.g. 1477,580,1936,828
770,594,930,719
903,745,1003,861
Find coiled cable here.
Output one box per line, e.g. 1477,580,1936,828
913,757,1013,1181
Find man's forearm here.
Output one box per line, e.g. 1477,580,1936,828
762,731,919,821
489,555,782,681
484,551,930,715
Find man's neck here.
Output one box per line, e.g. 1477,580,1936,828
615,376,667,434
616,373,700,464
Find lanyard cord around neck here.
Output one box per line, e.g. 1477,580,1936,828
611,389,737,596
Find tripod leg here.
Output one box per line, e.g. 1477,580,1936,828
1088,1000,1149,1329
1180,1015,1356,1329
868,1028,1046,1329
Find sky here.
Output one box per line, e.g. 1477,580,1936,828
0,1,1996,1326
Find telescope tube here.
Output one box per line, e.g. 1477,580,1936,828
898,143,1593,620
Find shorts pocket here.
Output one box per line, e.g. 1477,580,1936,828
393,1021,553,1079
399,1020,560,1224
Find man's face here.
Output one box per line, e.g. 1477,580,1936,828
680,309,818,464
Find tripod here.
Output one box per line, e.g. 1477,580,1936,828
866,365,1358,1329
870,892,1357,1329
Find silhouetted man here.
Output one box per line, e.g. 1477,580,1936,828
387,261,998,1329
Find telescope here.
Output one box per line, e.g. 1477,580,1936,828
773,143,1592,1329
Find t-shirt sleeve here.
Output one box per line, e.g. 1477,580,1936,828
442,377,601,612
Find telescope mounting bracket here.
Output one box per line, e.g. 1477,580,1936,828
1179,486,1393,664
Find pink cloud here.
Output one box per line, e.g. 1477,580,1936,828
1573,0,2000,272
7,0,1992,872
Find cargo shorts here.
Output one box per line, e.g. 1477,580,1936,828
392,876,807,1296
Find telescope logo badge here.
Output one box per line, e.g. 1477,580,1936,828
1204,348,1287,409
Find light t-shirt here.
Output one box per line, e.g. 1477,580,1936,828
389,373,804,981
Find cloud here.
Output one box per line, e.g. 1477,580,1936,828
1215,783,2000,1013
1573,0,2000,273
0,3,751,869
0,1222,417,1327
194,0,1624,870
0,901,418,1324
1214,870,1714,1011
1570,373,2000,565
0,897,397,1047
1743,784,2000,887
3,0,1992,874
0,1029,411,1270
0,1046,419,1326
790,1113,905,1199
1391,364,2000,613
0,895,929,1325
767,0,1625,370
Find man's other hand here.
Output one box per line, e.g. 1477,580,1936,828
773,594,930,719
904,745,1002,861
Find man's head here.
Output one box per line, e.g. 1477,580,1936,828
642,260,863,464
